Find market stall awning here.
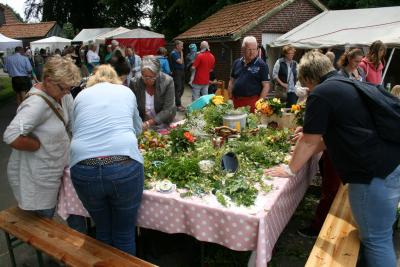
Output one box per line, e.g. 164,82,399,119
94,27,130,44
0,33,22,53
270,6,400,48
30,36,71,52
107,28,166,57
72,28,115,44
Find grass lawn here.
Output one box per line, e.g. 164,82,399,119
0,76,14,106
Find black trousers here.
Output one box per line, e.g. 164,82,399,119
173,69,185,106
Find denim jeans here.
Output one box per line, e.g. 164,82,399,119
286,92,298,108
348,165,400,267
71,159,144,255
191,84,209,101
67,215,88,234
34,207,55,218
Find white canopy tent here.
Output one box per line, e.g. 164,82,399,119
72,28,115,44
270,6,400,48
94,27,130,44
270,6,400,83
30,36,72,53
0,33,22,54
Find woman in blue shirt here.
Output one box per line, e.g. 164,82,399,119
156,47,171,75
70,64,143,255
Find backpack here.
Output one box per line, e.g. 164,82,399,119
327,76,400,144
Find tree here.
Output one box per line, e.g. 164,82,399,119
150,0,244,41
24,0,148,30
62,22,75,39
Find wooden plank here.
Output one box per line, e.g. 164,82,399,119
0,207,157,267
305,184,360,267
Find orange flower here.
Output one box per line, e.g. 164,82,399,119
183,131,195,143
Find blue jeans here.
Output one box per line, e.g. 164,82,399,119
192,84,209,101
71,159,144,255
348,165,400,267
34,207,55,218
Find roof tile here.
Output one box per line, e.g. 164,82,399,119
0,21,56,39
176,0,286,40
0,4,22,25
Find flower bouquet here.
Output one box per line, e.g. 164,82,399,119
169,126,196,153
290,102,306,126
255,98,285,117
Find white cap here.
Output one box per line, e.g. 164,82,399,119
111,40,119,46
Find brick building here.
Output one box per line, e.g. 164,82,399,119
175,0,327,84
0,4,62,48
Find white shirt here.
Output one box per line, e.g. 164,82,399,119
86,50,100,64
145,91,156,120
3,87,73,210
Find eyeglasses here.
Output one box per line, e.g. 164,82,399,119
142,75,157,81
55,83,74,93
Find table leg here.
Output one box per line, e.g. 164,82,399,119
4,233,16,267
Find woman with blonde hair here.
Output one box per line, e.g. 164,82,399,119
272,45,298,107
70,64,143,255
3,55,81,218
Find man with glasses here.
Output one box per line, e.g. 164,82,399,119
228,36,270,112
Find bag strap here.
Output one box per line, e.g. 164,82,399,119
25,93,69,129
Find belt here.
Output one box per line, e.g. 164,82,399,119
78,156,131,166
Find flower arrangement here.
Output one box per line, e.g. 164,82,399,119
169,126,196,153
290,102,306,125
211,95,224,105
255,98,285,117
139,130,168,149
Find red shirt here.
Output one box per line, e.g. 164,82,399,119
192,51,215,85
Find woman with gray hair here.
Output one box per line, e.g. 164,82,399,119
129,55,176,130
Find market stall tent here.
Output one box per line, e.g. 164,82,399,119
107,28,166,57
270,6,400,48
30,36,71,53
0,33,22,54
72,28,115,44
95,27,130,44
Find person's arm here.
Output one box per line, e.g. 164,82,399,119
131,93,143,136
264,133,325,177
153,77,176,125
259,81,270,99
9,136,40,151
173,51,183,65
3,96,48,151
227,77,235,99
259,63,271,98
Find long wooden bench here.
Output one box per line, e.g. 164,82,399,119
305,184,360,267
0,206,157,267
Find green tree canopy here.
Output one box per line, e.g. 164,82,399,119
24,0,148,31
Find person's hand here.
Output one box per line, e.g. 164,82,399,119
264,164,295,178
291,126,303,143
282,83,288,90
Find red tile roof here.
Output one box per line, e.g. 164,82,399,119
176,0,287,40
0,4,22,25
0,21,57,39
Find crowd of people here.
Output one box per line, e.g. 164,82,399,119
2,35,400,267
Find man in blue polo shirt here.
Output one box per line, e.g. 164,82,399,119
170,40,185,111
228,36,270,112
4,46,33,105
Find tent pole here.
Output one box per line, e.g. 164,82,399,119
382,47,395,85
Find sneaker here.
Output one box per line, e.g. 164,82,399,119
297,226,319,238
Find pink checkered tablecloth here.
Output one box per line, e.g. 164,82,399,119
136,155,320,267
57,156,319,266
